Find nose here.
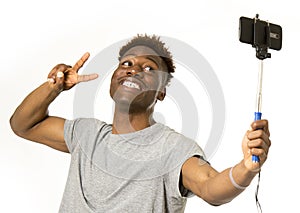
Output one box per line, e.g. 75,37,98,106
126,65,143,77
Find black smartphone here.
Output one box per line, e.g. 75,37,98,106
239,16,282,51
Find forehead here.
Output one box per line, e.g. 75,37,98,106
123,45,159,57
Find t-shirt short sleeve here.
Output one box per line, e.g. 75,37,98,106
64,118,109,154
164,132,207,199
179,155,208,198
64,119,76,153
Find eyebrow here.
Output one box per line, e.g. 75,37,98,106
145,56,160,67
121,54,160,67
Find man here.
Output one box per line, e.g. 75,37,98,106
10,34,271,212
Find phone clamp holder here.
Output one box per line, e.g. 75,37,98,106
253,14,271,60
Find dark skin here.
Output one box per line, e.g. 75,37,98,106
10,52,97,152
10,47,271,206
109,46,168,133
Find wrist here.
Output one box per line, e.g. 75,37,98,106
45,80,63,97
229,161,257,189
229,167,248,190
242,159,261,174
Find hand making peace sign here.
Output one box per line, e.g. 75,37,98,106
47,52,98,92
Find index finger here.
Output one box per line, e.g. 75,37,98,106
251,119,270,136
72,52,90,72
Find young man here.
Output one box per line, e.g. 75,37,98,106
10,35,271,212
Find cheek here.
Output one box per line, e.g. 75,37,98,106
145,77,163,91
110,68,125,85
110,71,120,95
111,68,122,78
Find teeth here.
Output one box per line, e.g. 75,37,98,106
122,81,140,90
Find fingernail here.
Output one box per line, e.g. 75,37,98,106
57,71,64,78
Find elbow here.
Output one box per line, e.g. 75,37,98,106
206,199,231,207
10,116,18,134
10,115,27,138
203,198,232,207
202,197,227,207
208,203,222,207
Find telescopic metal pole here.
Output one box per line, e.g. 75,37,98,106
253,60,264,163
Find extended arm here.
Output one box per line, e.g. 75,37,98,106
182,119,271,205
10,52,98,152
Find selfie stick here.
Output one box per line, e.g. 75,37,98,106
239,14,282,212
252,14,272,163
240,14,282,162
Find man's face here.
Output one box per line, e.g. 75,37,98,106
110,45,169,112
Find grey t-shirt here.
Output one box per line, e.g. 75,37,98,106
60,118,205,213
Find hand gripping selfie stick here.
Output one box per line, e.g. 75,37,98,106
239,14,282,163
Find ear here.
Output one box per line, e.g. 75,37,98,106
157,87,166,101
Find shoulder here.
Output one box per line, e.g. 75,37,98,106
64,118,113,143
64,118,112,150
65,118,111,132
158,123,206,162
163,125,202,150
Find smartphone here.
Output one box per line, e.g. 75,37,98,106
239,16,282,51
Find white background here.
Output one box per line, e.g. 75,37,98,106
1,0,299,212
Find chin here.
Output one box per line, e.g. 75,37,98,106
114,95,155,114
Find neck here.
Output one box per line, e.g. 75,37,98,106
112,106,155,134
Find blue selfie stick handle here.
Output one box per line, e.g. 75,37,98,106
253,112,262,163
254,112,262,121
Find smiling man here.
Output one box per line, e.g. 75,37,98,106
10,34,271,212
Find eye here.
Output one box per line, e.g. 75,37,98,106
121,61,132,67
144,66,154,72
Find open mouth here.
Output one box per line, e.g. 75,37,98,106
122,80,141,90
119,77,145,91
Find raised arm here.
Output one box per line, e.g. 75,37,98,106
10,52,98,152
181,119,271,206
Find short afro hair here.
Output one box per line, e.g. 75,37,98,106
118,34,175,84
